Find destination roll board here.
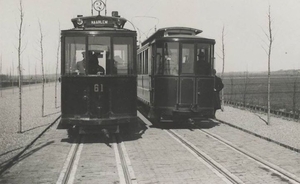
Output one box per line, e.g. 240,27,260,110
71,14,127,29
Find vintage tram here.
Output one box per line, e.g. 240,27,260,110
58,11,138,134
137,27,215,122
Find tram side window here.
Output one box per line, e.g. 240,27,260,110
142,52,145,74
196,44,212,75
138,50,148,75
181,44,194,74
64,37,86,75
145,49,148,74
164,42,179,76
139,53,143,74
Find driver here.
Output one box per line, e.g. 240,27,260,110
88,53,105,75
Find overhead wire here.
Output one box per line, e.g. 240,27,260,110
130,0,160,43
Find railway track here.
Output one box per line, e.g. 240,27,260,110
138,111,300,184
137,111,241,183
166,129,243,184
195,126,300,184
56,133,136,184
114,134,137,184
56,136,83,184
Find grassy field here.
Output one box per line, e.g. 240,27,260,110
0,74,58,88
222,71,300,116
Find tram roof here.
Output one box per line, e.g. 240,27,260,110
61,27,136,34
61,12,137,35
141,27,204,46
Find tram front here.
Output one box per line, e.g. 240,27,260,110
152,28,215,121
58,13,137,133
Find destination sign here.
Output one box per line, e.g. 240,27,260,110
90,20,109,25
85,18,114,27
71,15,127,28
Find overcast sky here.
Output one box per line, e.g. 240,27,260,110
1,0,300,75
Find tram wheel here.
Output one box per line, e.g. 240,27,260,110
67,126,79,139
150,111,161,127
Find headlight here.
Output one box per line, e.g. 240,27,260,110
77,19,83,27
116,19,122,28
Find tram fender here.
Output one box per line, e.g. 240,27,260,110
57,119,71,129
147,106,156,119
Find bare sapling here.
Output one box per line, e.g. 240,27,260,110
292,72,299,120
55,22,60,108
0,54,2,97
266,6,273,125
221,25,225,111
261,5,274,125
17,0,24,133
28,56,30,90
39,20,45,117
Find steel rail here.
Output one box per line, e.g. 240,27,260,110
114,134,136,184
138,110,300,183
197,126,300,184
56,135,82,184
137,111,242,184
166,129,243,184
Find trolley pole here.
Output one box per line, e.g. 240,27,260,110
91,0,93,15
105,0,107,16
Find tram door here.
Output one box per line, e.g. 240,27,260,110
179,43,214,108
195,44,214,109
180,44,195,105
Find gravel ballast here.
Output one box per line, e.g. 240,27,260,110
216,106,300,150
0,83,61,166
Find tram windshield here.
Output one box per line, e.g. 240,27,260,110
87,36,110,75
64,36,133,75
113,37,133,75
195,43,212,75
154,42,213,76
65,37,85,75
182,44,195,74
155,42,179,75
164,42,179,75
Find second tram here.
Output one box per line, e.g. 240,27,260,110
137,27,215,122
58,11,138,134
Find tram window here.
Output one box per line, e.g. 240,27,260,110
88,37,110,75
139,53,143,74
164,42,179,76
137,53,140,74
155,46,163,74
64,37,85,75
181,44,194,74
113,37,133,75
196,44,212,75
145,50,148,74
142,52,145,74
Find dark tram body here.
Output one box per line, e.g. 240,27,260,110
137,27,215,122
58,12,137,133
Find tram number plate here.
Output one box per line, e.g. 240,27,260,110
94,84,103,92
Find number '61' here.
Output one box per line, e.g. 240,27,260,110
94,84,103,92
